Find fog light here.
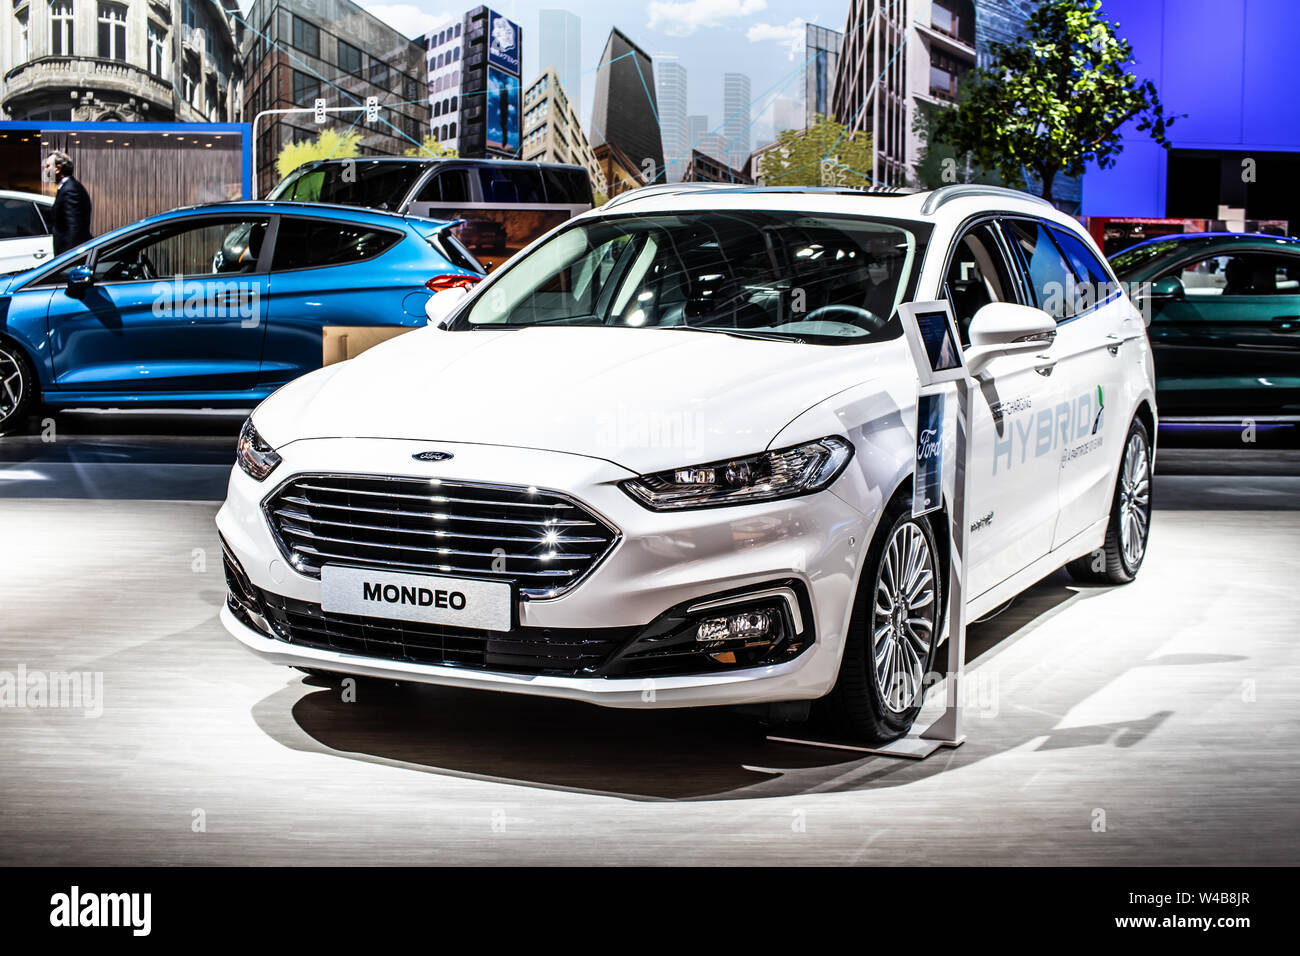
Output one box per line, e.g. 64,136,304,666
695,608,776,643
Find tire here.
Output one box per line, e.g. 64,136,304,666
823,497,943,743
1067,417,1153,585
0,337,37,434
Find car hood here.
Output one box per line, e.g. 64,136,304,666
258,325,904,474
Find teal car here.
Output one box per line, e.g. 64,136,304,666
1109,233,1300,422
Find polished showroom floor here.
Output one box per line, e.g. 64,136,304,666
1,413,1297,865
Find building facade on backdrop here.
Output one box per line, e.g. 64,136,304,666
423,6,521,160
537,9,580,117
522,67,605,195
721,72,750,169
654,55,687,182
832,0,909,187
681,148,750,185
828,0,1084,206
804,23,842,130
590,27,663,183
242,0,427,195
1,0,243,122
424,17,464,151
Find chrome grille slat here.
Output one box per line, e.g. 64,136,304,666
291,483,574,509
265,474,619,598
279,526,598,562
291,544,580,578
275,496,601,528
272,509,609,545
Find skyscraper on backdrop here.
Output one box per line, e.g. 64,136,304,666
722,72,751,168
654,56,687,182
538,9,581,117
424,5,523,159
590,27,664,182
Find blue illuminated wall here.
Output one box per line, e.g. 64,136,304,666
1083,0,1300,218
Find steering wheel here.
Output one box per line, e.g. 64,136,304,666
136,251,158,281
803,303,887,333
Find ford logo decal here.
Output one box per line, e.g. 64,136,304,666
412,451,454,462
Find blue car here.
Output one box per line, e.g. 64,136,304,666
0,201,483,431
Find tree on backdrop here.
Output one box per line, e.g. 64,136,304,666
275,128,362,180
930,0,1176,203
760,115,874,188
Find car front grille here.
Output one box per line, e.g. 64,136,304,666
263,474,619,598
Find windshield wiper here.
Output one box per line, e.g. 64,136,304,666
653,326,804,344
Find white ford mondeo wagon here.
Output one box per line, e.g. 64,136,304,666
218,184,1156,742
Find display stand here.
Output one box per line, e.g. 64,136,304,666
766,302,972,760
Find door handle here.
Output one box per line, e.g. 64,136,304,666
1105,332,1122,355
1271,316,1300,333
1034,355,1057,377
33,250,48,259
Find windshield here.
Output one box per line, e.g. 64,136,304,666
1108,238,1188,276
450,210,928,345
269,161,426,211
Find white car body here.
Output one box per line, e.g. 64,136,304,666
0,190,55,275
218,185,1156,715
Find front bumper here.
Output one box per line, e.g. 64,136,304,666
217,436,874,708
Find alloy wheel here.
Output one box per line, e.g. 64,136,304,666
0,346,24,424
872,521,937,714
1117,432,1151,568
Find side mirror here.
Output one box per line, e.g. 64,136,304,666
424,284,471,327
965,302,1056,376
65,264,93,296
1148,275,1185,301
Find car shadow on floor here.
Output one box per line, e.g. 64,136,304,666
248,569,1207,802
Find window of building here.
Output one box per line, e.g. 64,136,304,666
291,15,318,58
293,70,320,107
449,95,457,112
453,23,460,37
97,2,126,61
148,21,166,77
12,7,28,62
338,39,361,77
452,47,459,61
448,121,456,139
181,57,199,105
369,59,388,90
49,0,73,56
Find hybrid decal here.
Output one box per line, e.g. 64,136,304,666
993,387,1106,474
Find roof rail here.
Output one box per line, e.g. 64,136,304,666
602,182,919,209
919,184,1053,216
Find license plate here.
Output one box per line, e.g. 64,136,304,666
320,565,514,632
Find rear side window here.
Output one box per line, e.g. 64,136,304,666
1003,219,1079,320
478,165,545,204
0,198,49,239
429,230,483,274
1051,225,1115,293
541,167,593,205
416,169,471,203
272,217,401,270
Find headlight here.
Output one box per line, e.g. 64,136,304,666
236,418,281,481
621,437,854,511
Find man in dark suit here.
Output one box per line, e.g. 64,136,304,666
44,151,93,254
